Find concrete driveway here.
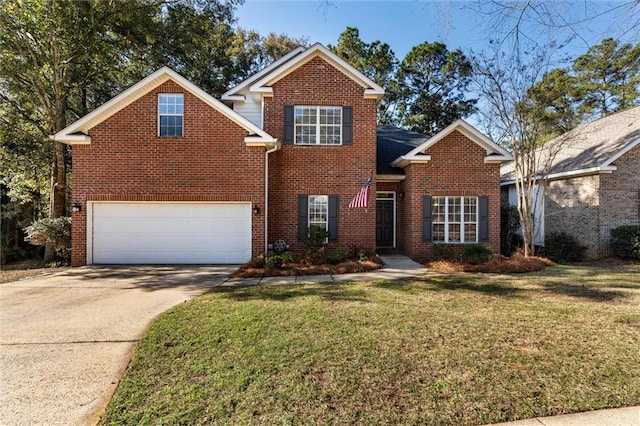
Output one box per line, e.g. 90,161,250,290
0,265,234,426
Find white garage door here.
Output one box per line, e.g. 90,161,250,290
91,203,251,264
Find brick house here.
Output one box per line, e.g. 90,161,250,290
501,106,640,258
54,43,512,266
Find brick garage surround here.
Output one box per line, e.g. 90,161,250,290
263,56,378,252
400,131,502,259
71,80,265,266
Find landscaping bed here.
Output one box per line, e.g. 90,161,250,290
0,260,68,284
424,253,555,274
232,257,383,278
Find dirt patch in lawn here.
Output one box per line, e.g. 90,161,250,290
1,259,69,284
232,258,383,278
424,253,555,274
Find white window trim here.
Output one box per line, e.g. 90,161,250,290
158,93,184,137
376,191,396,248
433,196,479,243
294,106,342,146
308,195,329,231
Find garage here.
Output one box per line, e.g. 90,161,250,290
90,202,252,264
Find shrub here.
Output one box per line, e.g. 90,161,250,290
249,255,266,268
266,254,283,269
296,226,330,264
544,232,586,263
610,225,640,260
280,251,296,264
327,247,349,265
462,244,494,264
501,205,520,256
431,243,455,260
24,217,71,262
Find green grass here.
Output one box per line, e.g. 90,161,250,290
101,264,640,425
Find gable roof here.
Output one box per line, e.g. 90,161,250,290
376,125,429,175
223,43,385,100
52,67,277,146
390,119,513,168
501,105,640,184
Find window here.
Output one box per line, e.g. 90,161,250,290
432,196,478,243
308,195,329,231
295,106,342,145
158,94,183,137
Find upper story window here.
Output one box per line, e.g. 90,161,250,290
158,94,183,137
295,106,342,145
432,196,478,243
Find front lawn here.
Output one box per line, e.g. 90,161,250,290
101,264,640,425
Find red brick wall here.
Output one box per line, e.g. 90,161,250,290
71,80,265,266
263,56,378,252
401,130,502,259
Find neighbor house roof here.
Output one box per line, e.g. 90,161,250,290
52,67,278,147
222,43,385,101
501,105,640,184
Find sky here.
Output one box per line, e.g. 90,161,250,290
235,0,639,64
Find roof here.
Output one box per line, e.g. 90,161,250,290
222,43,385,101
52,67,278,147
501,105,640,183
390,119,513,169
376,125,429,175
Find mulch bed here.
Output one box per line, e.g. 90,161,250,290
231,258,384,278
424,253,555,274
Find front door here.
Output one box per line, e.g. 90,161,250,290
376,197,394,247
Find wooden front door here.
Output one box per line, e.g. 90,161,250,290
376,199,394,247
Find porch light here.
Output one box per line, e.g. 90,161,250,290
398,191,405,199
72,203,82,213
252,205,260,215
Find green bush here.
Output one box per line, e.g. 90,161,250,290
431,243,455,260
610,225,640,260
544,232,586,263
280,251,296,264
327,247,349,265
296,226,330,264
249,255,266,268
462,244,494,264
24,217,71,262
266,254,283,269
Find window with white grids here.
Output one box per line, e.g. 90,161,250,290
432,196,478,243
295,106,342,145
158,94,183,137
308,195,329,231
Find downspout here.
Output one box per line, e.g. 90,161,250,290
264,144,279,253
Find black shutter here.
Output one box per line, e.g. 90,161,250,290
297,195,308,241
284,105,294,144
342,106,352,145
479,196,489,242
328,195,339,242
422,195,432,243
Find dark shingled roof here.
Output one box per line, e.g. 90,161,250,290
376,125,429,175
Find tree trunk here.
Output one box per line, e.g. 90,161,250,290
44,96,68,263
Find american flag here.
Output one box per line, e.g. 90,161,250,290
348,176,371,208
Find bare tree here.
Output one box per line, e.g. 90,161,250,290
472,43,572,257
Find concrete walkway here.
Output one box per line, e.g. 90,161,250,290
489,406,640,425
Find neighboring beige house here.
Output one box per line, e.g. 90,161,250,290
501,106,640,259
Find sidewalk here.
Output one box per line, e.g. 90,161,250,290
490,406,640,425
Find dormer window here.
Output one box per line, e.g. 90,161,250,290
158,94,183,137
